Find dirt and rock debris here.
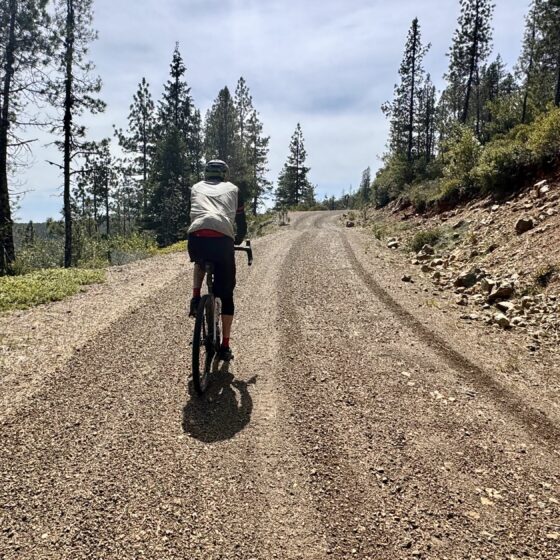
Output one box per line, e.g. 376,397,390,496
1,211,559,559
351,175,560,355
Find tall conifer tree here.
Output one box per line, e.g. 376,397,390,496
50,0,105,267
0,0,51,274
115,77,156,216
383,18,430,165
204,87,236,170
445,0,494,134
276,123,313,207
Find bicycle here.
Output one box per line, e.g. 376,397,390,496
191,240,253,395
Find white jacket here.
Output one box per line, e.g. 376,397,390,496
188,180,239,239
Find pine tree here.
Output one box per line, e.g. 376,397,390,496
382,18,430,165
534,0,560,108
445,0,494,134
245,110,271,214
416,74,437,164
518,3,539,123
359,167,372,204
82,139,113,236
115,77,156,216
479,55,518,139
156,44,200,222
515,1,560,124
0,0,51,274
204,87,236,169
23,221,35,246
188,108,204,184
148,128,189,246
158,44,193,139
275,123,313,207
49,0,105,268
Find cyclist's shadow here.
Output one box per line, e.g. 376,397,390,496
182,363,257,443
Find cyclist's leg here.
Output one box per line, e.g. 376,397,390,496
214,238,236,356
188,235,207,316
193,263,205,292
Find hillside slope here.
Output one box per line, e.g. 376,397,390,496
352,174,560,353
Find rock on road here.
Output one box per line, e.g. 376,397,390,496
1,211,559,559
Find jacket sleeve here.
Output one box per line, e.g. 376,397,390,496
235,192,247,244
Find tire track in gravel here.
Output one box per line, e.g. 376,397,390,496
231,229,329,559
339,231,560,449
277,230,400,559
277,221,560,559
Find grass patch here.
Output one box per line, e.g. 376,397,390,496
0,268,106,313
410,227,444,253
247,212,278,237
157,240,187,255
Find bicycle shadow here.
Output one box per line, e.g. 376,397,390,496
182,363,257,443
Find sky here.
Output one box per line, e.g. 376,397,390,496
16,0,530,222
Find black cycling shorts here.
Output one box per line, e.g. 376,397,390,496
187,235,236,300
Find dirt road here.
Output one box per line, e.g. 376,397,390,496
1,212,559,559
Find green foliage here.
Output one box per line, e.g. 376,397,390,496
525,105,560,160
474,107,560,194
14,231,158,273
371,155,411,207
275,123,314,207
13,239,65,274
443,125,482,189
148,127,190,246
0,268,105,312
410,228,443,253
156,240,187,255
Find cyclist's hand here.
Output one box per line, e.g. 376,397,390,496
234,235,244,246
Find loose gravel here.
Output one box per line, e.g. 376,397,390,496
1,212,558,559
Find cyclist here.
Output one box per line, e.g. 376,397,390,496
187,160,247,362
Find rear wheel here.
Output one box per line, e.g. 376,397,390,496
192,295,215,395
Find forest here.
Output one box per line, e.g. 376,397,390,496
352,0,560,212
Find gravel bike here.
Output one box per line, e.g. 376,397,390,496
191,241,253,395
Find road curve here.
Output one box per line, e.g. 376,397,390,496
1,211,559,560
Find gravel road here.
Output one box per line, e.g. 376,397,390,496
1,211,559,559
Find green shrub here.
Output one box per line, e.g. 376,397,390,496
157,240,187,255
0,268,106,312
13,238,64,274
410,228,443,253
526,107,560,163
473,135,533,195
372,155,412,207
443,125,482,191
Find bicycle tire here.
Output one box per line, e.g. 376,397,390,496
192,295,214,395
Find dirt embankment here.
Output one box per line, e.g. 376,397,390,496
348,175,560,356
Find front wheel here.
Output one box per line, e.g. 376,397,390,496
192,295,215,395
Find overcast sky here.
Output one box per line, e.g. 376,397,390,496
17,0,530,222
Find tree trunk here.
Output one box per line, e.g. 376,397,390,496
0,0,17,275
105,175,110,237
521,15,537,124
555,52,560,107
142,122,148,215
407,22,418,163
63,0,75,268
462,0,481,125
